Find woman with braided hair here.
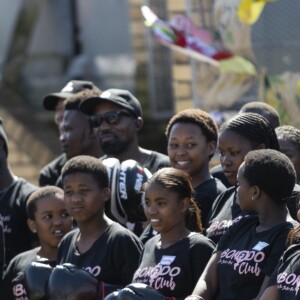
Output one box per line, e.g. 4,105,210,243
206,112,280,244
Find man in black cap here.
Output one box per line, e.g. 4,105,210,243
80,89,170,236
80,88,170,174
0,118,38,267
39,80,101,186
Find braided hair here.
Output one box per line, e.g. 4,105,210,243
220,113,280,150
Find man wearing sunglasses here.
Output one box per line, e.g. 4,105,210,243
79,88,170,175
79,89,170,236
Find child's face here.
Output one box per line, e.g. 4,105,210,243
28,194,73,250
63,172,110,224
142,182,188,235
218,130,255,186
167,122,215,183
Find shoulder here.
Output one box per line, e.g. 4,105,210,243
144,151,171,173
59,228,79,246
6,248,39,268
39,154,67,174
10,178,38,202
188,232,216,249
108,223,143,242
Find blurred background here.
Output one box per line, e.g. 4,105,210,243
0,0,299,184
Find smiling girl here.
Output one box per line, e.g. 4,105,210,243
133,167,215,299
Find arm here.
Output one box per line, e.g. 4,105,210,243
258,285,279,300
252,276,270,300
191,251,220,300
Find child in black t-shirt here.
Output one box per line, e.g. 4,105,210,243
57,155,143,297
206,112,280,244
132,167,215,299
0,186,73,300
187,149,298,300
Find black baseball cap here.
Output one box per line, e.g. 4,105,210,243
0,118,8,157
43,80,101,111
79,88,142,117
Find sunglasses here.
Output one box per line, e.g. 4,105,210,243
88,111,132,128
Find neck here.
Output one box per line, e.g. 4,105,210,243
257,205,289,232
191,165,212,187
37,246,57,261
160,225,190,249
78,214,111,240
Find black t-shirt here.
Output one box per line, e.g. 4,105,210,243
0,178,38,266
206,186,246,244
141,151,170,174
210,164,231,188
0,248,39,300
38,153,67,187
57,222,143,287
268,243,300,299
194,177,226,229
216,216,296,300
132,232,215,299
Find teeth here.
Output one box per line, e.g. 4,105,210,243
53,230,62,234
176,161,189,166
151,219,159,222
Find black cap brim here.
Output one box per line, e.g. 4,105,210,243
79,97,105,115
43,92,72,111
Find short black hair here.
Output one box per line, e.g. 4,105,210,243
165,108,218,160
220,113,280,150
239,101,280,128
276,125,300,151
26,186,64,220
243,149,296,203
64,89,101,110
61,155,109,189
166,108,218,142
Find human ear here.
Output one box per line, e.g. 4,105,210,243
102,188,111,203
135,117,144,132
180,197,190,214
251,185,261,201
27,219,37,234
208,140,216,157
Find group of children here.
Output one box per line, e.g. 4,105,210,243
1,96,300,299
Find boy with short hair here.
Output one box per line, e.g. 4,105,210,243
57,155,143,293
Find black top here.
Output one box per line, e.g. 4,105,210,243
133,232,215,299
38,153,67,187
0,178,38,266
194,177,226,229
210,164,231,188
57,222,143,287
0,248,40,300
206,186,245,244
268,242,300,299
216,216,297,300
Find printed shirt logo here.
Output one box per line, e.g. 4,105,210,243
219,249,266,276
133,257,181,291
252,241,269,251
277,272,300,296
160,255,176,265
